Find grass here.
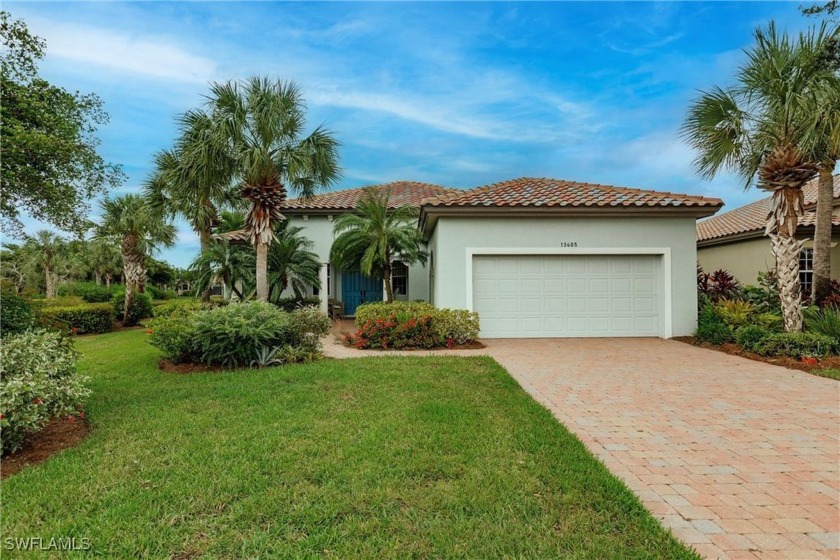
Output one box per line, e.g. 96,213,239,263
1,330,697,559
813,368,840,381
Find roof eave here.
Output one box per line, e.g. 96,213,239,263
420,204,723,239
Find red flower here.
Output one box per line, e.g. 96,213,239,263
68,415,76,423
78,411,85,419
33,398,43,405
145,329,154,334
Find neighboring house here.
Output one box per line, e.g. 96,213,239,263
697,175,840,291
285,178,722,338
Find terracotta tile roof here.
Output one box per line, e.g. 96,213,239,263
697,175,840,242
423,177,723,209
283,181,459,210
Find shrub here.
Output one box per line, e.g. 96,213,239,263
273,296,322,313
694,305,734,346
288,306,331,352
697,266,742,303
355,315,443,349
192,302,298,367
57,281,115,303
755,332,838,358
352,301,480,349
0,330,90,454
434,309,480,345
735,325,771,353
804,306,840,342
146,285,176,300
355,301,435,328
152,300,205,319
0,292,35,336
112,291,154,326
36,296,85,308
715,299,755,329
40,303,115,334
147,313,199,363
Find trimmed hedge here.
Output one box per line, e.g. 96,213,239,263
273,296,322,313
352,301,480,349
57,281,117,303
694,305,733,346
755,332,838,358
0,292,35,336
40,303,115,334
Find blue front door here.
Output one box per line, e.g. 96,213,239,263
341,271,383,316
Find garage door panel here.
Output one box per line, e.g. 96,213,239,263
473,255,662,338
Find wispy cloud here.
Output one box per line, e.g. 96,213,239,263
25,17,217,83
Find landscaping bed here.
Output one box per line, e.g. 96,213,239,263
1,329,698,559
1,416,89,479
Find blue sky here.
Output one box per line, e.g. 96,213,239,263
8,1,823,267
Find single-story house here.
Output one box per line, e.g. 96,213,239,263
697,174,840,291
284,178,722,338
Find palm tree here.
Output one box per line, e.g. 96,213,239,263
96,195,176,323
267,220,321,301
144,113,237,301
21,230,66,298
180,77,340,301
189,238,254,300
88,237,121,287
682,23,839,331
330,188,427,302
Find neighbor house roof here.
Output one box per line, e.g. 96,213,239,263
423,177,723,209
697,174,840,245
282,181,459,212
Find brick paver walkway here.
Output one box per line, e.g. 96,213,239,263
324,336,840,560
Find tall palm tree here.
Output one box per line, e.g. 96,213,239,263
96,195,176,323
682,23,839,331
181,77,340,301
267,220,321,301
21,230,66,297
189,238,254,300
330,188,427,302
144,112,237,301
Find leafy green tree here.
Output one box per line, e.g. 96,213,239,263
88,238,121,288
268,220,321,301
179,77,340,301
189,238,254,300
330,188,427,302
96,195,175,322
682,22,840,331
0,11,123,235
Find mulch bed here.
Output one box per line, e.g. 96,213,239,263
674,336,840,373
339,341,487,351
1,417,89,479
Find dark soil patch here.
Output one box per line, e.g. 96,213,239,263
674,336,840,374
1,417,89,479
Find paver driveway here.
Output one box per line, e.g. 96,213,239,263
325,337,840,560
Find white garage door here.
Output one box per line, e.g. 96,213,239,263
472,255,662,338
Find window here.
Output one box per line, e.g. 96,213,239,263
392,261,408,297
799,248,814,293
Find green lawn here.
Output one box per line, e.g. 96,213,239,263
2,330,697,559
814,368,840,380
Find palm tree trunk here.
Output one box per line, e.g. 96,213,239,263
122,234,146,325
105,274,112,289
44,264,55,298
383,262,394,303
256,242,269,302
199,227,212,303
812,166,834,305
769,188,805,332
95,272,102,285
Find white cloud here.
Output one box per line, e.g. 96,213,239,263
27,18,217,83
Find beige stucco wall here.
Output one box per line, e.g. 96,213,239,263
429,215,700,337
286,215,430,303
697,233,840,286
